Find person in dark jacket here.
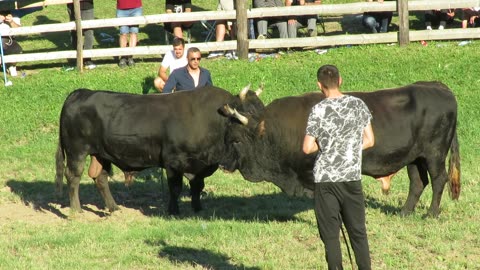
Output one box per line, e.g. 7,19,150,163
163,47,213,93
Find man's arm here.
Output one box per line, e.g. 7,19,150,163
163,72,177,93
159,66,169,82
303,134,319,154
362,122,375,150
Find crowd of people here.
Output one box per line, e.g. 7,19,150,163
1,1,477,80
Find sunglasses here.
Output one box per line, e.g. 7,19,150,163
189,57,201,61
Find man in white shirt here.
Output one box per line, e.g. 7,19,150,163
154,37,188,92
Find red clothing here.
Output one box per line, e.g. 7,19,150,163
117,0,142,10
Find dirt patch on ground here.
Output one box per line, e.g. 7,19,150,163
0,201,149,225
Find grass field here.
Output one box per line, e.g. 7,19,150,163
0,1,479,270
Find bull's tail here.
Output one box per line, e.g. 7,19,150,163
55,140,65,196
448,129,461,200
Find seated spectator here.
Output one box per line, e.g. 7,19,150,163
286,0,321,38
425,9,455,30
0,11,22,77
117,0,143,68
254,0,288,39
163,47,213,93
154,37,188,92
165,0,193,39
462,7,480,28
208,0,236,58
362,0,392,33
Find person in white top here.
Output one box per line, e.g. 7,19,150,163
154,37,188,92
0,11,22,77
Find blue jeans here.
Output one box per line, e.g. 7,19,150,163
117,7,143,34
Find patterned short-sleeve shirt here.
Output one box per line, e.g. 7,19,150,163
305,95,372,183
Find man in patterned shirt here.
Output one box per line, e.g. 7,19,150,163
303,65,374,270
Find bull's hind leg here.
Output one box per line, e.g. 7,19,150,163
166,168,183,215
65,156,86,212
401,161,429,216
94,165,120,212
426,159,448,217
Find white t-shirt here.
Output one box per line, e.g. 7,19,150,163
161,50,187,73
0,16,21,32
306,95,372,183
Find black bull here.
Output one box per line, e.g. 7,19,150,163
55,86,263,215
221,81,461,217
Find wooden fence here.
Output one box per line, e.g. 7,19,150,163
1,0,480,64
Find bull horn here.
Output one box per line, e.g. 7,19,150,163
224,104,235,115
224,104,248,125
240,84,251,101
256,83,264,96
233,109,249,125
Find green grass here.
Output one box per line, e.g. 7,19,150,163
0,1,480,269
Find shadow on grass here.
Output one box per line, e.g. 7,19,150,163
148,240,261,270
6,173,402,221
142,75,156,94
365,195,401,215
5,172,313,222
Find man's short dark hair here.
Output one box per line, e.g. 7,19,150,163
317,65,340,90
172,37,185,47
187,47,201,56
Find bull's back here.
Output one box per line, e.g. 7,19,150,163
260,81,457,182
351,81,457,176
59,87,235,170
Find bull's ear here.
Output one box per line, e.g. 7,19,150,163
257,120,266,137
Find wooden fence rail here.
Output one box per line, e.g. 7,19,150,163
2,0,480,63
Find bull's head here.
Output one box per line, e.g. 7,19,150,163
219,84,265,173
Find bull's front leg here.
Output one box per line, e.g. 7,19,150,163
189,177,205,212
166,169,183,215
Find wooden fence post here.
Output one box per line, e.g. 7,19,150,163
73,0,83,71
398,0,410,46
236,0,249,59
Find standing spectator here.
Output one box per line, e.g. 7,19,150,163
303,65,374,270
0,11,22,77
254,0,288,39
425,9,455,30
362,0,392,33
285,0,321,38
208,0,236,58
461,7,480,28
67,0,96,69
154,37,187,92
165,0,193,39
117,0,143,68
163,47,213,93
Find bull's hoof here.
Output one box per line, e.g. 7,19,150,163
108,204,121,212
168,204,180,215
192,204,203,213
425,209,440,218
69,207,84,214
399,209,413,217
